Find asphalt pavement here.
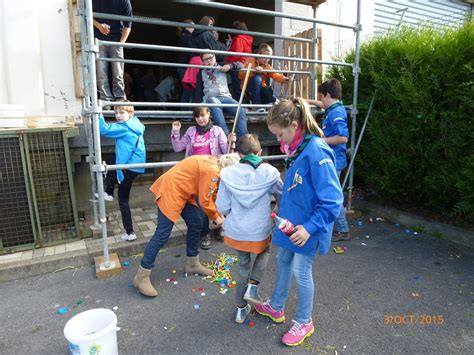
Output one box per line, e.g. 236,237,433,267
0,217,472,354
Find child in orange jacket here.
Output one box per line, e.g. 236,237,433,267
239,43,289,108
133,154,239,297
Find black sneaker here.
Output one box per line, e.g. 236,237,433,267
332,231,350,242
199,234,211,250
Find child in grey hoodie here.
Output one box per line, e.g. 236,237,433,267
216,134,283,324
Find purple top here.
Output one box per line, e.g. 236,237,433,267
171,125,228,157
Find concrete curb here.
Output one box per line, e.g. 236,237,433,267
353,199,474,249
0,230,185,283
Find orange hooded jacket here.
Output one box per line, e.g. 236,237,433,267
149,155,221,223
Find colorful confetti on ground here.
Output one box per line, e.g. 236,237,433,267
204,253,239,293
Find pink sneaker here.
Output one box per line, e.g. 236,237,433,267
281,320,315,347
254,301,285,323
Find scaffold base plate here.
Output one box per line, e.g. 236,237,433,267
94,253,122,279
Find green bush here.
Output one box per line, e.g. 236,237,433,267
329,20,474,222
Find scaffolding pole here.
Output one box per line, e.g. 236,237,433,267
99,41,354,68
93,13,313,44
175,1,356,30
84,0,113,269
78,0,99,228
347,0,363,212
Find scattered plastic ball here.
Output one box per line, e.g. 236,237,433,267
113,306,118,311
200,292,206,297
194,304,200,310
356,221,363,227
405,229,411,235
232,281,236,285
395,223,400,227
248,321,255,327
244,319,250,324
172,270,176,274
228,283,235,289
57,307,69,315
123,261,130,267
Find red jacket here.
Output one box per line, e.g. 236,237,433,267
226,34,253,63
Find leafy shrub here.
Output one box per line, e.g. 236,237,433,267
329,20,474,221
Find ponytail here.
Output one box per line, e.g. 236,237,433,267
266,97,324,138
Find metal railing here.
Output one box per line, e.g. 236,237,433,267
79,0,362,269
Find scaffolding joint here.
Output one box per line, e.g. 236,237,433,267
83,106,102,115
353,23,362,33
91,164,106,172
85,44,99,54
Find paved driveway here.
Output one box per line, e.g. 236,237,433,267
0,217,472,354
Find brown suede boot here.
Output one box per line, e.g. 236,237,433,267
185,255,213,276
133,266,158,297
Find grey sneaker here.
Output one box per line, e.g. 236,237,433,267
332,231,350,242
235,304,251,324
243,284,263,304
199,234,211,250
121,232,137,241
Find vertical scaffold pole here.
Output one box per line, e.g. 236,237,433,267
347,0,362,211
78,0,99,228
310,5,318,100
84,0,111,268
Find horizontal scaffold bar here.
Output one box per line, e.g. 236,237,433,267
174,0,356,30
101,102,276,108
106,154,287,171
93,12,313,44
97,58,312,75
99,41,354,68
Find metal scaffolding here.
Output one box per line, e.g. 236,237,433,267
78,0,362,269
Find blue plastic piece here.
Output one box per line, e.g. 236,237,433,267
57,307,69,315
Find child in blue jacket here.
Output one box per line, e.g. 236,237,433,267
308,79,350,241
255,97,343,347
99,101,146,241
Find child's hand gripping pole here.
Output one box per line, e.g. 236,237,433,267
227,63,252,153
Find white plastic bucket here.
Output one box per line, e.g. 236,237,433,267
64,308,120,355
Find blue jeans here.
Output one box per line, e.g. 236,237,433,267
141,203,203,270
270,247,315,324
247,75,276,105
334,170,349,233
96,45,125,100
205,95,248,138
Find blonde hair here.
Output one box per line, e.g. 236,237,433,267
114,99,134,116
266,97,324,138
257,43,273,55
217,153,240,169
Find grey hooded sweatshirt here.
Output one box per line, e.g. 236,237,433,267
216,163,283,242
